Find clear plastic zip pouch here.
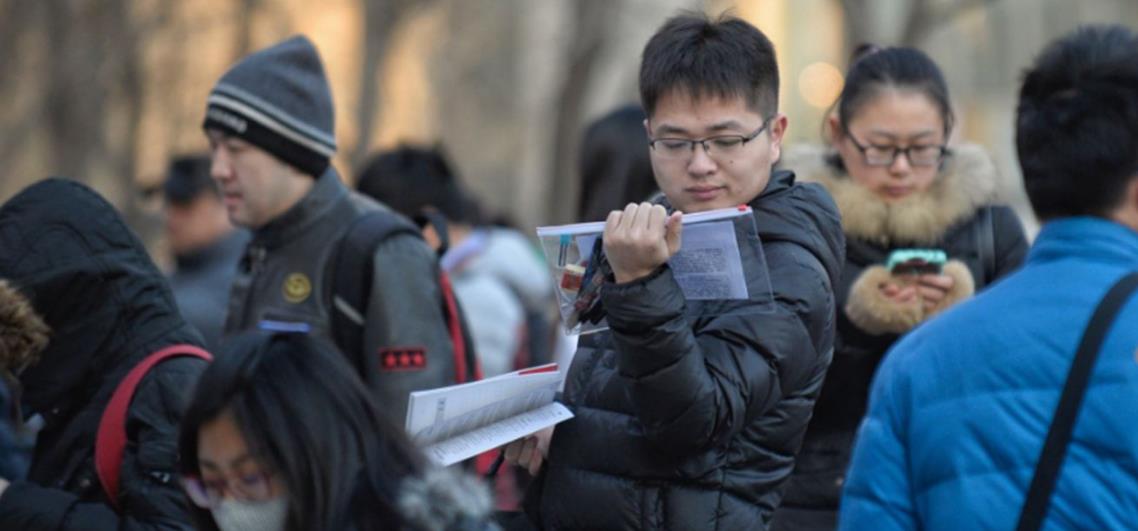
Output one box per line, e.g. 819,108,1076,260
536,205,775,335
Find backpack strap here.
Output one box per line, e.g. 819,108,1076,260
331,211,481,382
95,344,212,512
438,271,482,382
1016,272,1138,531
974,206,996,285
331,211,421,375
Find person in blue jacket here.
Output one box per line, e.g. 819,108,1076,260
839,25,1138,530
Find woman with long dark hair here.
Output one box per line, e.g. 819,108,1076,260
178,332,496,531
773,46,1029,530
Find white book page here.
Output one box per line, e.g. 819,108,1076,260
404,364,562,443
422,402,574,466
668,219,747,299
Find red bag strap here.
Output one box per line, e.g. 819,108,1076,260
95,344,212,512
438,272,483,383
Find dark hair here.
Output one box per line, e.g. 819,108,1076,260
639,12,779,119
577,105,658,221
355,145,476,224
163,154,218,206
178,332,424,531
832,45,955,137
1016,25,1138,220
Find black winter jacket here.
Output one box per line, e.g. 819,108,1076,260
0,179,208,530
530,171,845,530
771,145,1029,530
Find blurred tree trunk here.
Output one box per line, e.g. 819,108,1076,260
233,0,260,59
0,1,36,169
37,0,174,237
547,0,616,224
116,0,176,243
351,0,428,176
900,0,1000,46
840,0,877,58
839,0,1002,57
43,1,107,181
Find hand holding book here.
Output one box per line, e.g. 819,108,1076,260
603,203,684,284
538,205,764,335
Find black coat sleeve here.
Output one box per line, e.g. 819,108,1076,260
0,358,203,530
602,241,834,457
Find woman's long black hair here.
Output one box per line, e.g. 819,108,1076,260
178,332,424,531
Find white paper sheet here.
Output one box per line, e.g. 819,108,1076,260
404,364,573,466
423,402,573,466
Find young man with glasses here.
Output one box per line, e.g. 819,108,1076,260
504,12,845,530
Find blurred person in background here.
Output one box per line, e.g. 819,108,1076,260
179,332,496,531
164,155,249,351
356,145,554,378
840,25,1138,529
577,104,660,223
772,46,1028,530
0,179,209,529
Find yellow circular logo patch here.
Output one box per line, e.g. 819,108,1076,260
283,273,312,303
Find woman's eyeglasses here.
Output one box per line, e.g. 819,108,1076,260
844,131,947,167
182,470,275,508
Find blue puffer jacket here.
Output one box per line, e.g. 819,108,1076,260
839,217,1138,530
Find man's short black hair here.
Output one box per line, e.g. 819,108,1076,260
163,155,217,206
1017,25,1138,221
355,145,473,223
639,12,779,119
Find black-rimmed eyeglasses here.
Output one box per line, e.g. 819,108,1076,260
648,119,770,161
844,131,948,167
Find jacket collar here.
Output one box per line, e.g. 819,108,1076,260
781,143,1000,246
252,167,347,249
1028,217,1138,268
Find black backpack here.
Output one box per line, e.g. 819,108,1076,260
330,211,481,383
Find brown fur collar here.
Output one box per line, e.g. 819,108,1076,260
0,279,49,372
781,143,999,246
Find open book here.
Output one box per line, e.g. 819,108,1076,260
404,364,573,466
536,206,762,334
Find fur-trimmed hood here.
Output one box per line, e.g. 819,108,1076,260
780,143,1000,246
396,467,499,531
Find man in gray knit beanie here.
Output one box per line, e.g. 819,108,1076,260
203,35,464,425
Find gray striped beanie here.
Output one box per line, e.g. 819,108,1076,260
203,35,336,177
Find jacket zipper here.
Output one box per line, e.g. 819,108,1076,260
242,245,268,326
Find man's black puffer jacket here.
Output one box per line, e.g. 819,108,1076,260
532,170,845,530
0,179,208,530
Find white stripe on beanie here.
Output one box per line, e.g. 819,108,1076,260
212,83,337,149
207,93,336,158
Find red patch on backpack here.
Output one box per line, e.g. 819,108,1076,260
380,347,427,371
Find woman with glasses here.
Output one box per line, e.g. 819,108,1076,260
178,332,496,531
771,46,1029,530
